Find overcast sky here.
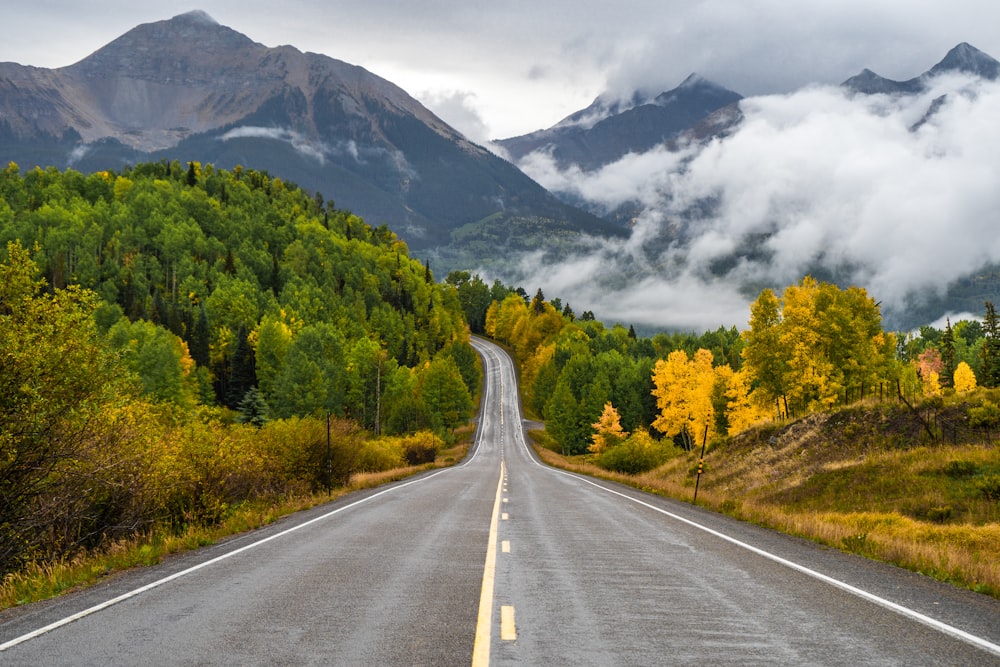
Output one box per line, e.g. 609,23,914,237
2,1,999,143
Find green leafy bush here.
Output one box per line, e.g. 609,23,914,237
597,432,672,475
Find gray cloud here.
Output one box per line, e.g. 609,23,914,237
513,72,1000,330
6,2,1000,140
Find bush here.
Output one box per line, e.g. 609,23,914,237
597,432,671,475
355,438,405,472
978,475,1000,501
402,431,441,465
968,401,1000,428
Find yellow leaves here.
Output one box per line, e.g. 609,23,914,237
743,275,892,416
651,348,717,446
954,361,977,393
589,402,628,454
924,370,943,397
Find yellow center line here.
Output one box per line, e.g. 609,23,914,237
472,460,506,667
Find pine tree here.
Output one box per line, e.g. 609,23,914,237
941,318,955,387
190,305,210,368
236,387,270,427
982,302,1000,387
530,288,546,315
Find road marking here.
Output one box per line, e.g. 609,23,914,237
502,497,508,503
0,465,463,653
472,461,506,667
501,605,517,641
501,540,510,553
542,464,1000,658
482,336,1000,660
501,513,508,521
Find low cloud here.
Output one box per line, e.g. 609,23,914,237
511,73,1000,331
420,89,492,146
220,126,329,164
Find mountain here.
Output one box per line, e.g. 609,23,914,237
843,42,1000,94
497,74,743,171
0,11,622,255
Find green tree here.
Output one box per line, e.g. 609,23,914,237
0,242,133,571
271,324,346,418
982,302,1000,388
236,387,270,427
941,318,955,387
418,356,473,433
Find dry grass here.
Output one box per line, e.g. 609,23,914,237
528,396,1000,599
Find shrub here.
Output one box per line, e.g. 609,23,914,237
597,432,671,475
978,475,1000,501
968,401,1000,428
355,438,405,472
402,431,440,465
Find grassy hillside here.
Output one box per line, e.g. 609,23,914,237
532,391,1000,598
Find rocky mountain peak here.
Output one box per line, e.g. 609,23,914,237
844,42,1000,95
67,11,262,80
928,42,1000,80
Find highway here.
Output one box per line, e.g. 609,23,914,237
0,336,998,665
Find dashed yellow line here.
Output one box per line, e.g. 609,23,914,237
501,540,510,553
471,461,506,667
501,605,517,641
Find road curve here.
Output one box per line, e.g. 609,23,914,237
0,336,997,665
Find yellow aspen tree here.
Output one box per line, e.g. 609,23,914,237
652,348,717,449
589,402,629,454
924,370,943,397
689,348,717,445
721,366,772,435
652,350,693,442
954,362,977,393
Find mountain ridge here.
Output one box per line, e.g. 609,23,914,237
497,74,743,171
0,11,621,254
843,42,1000,95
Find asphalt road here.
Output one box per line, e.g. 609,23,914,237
0,336,998,665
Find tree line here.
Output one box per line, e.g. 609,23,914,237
0,161,478,575
456,275,996,475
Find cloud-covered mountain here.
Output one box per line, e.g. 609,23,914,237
500,43,1000,332
0,11,621,254
497,74,742,172
843,42,999,95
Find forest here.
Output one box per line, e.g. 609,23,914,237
0,161,482,576
453,273,998,475
1,159,996,586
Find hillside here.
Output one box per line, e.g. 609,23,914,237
539,396,1000,597
0,11,622,255
0,159,491,577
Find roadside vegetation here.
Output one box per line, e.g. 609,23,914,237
4,160,998,609
0,162,485,607
451,275,1000,599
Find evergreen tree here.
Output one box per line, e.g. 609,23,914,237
235,387,270,427
530,288,546,316
941,318,955,387
982,302,1000,387
190,305,210,368
226,325,256,408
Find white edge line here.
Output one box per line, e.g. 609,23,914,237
540,458,1000,657
0,466,458,652
6,339,496,652
483,337,1000,659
